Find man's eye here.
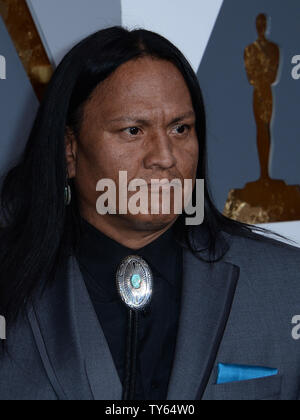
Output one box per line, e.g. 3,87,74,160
173,124,190,135
124,127,140,136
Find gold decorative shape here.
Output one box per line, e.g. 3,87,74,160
0,0,53,100
224,14,300,224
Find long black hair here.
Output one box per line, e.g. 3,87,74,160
0,26,289,322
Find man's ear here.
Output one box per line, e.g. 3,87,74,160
65,127,77,179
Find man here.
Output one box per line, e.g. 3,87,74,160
0,27,299,400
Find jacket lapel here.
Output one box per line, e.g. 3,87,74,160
28,256,122,400
167,243,240,400
27,225,239,401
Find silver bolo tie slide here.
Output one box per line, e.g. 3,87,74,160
116,255,154,400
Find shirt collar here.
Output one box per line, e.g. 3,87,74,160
77,218,182,289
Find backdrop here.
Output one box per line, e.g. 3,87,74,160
0,0,299,245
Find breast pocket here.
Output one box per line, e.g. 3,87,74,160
211,375,282,401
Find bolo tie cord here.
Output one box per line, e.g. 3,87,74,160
123,310,139,400
116,255,153,401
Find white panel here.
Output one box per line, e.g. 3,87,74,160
26,0,122,66
257,222,300,248
122,0,224,71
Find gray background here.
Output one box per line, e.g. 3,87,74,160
26,0,122,66
198,0,300,211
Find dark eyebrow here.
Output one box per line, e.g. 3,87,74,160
109,116,150,125
168,111,196,125
108,110,195,126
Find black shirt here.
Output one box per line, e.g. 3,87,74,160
77,219,183,400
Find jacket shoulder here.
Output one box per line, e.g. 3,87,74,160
226,231,300,262
224,231,300,289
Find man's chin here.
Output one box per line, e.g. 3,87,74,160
121,213,179,232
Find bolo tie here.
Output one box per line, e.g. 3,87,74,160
116,255,153,400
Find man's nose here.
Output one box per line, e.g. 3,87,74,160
143,133,177,170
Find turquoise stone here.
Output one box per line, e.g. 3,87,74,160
131,274,142,289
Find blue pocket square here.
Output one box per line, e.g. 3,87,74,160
217,363,278,385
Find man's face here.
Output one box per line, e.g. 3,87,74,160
69,57,199,231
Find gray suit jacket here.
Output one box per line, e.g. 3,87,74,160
1,228,300,400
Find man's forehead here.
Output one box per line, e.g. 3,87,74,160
85,58,194,123
107,109,196,125
91,58,191,102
